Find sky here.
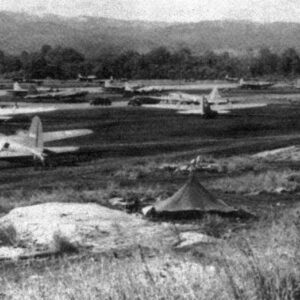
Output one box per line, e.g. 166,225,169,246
1,0,300,23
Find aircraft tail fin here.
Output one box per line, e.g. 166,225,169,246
208,87,220,102
124,82,132,91
13,82,23,91
104,79,112,88
28,116,43,150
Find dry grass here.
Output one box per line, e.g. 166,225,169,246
216,156,265,174
53,232,80,254
0,152,300,298
0,252,227,300
220,204,300,299
211,170,300,194
1,205,300,299
0,224,17,246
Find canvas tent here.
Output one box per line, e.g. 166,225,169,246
153,173,236,215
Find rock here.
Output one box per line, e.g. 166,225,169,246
275,187,287,194
177,165,190,172
141,205,154,216
108,197,126,206
175,232,219,249
0,202,174,254
0,247,25,260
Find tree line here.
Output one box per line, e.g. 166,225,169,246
1,45,300,80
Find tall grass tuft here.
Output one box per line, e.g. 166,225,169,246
0,224,17,246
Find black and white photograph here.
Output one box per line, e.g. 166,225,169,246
0,0,300,299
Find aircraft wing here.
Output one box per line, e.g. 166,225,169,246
178,102,266,115
43,129,93,143
211,103,267,112
0,107,56,117
45,146,80,153
0,146,81,161
212,110,230,115
177,110,204,115
0,116,12,120
0,151,32,159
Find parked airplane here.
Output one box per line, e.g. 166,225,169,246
0,104,56,121
0,116,93,164
24,89,88,101
7,82,88,101
78,74,97,82
225,75,239,83
138,87,267,116
8,82,52,97
239,78,274,89
180,87,267,114
123,82,163,95
140,92,217,117
102,78,126,93
7,82,29,97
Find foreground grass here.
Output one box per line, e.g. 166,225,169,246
0,204,300,299
0,150,299,298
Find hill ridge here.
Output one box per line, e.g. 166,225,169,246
1,12,300,57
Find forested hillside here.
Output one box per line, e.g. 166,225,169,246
2,11,300,57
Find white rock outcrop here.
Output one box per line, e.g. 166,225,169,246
0,202,173,253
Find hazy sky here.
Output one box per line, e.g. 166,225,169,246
1,0,300,23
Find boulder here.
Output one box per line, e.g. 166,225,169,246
0,202,174,253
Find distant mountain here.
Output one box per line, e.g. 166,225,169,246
1,11,300,57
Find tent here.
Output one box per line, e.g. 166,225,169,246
153,173,236,215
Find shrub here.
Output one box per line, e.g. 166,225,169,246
0,224,17,246
53,233,79,254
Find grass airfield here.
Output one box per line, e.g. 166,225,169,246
0,86,300,298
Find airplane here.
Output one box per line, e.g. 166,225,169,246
6,81,88,101
123,82,163,96
138,87,267,116
8,82,53,97
139,92,217,117
225,74,239,83
239,78,274,90
0,116,93,164
78,74,97,82
103,79,163,95
102,78,126,93
7,82,29,97
0,104,56,121
124,82,144,93
24,89,88,101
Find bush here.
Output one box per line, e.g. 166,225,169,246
0,224,17,246
53,232,79,254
